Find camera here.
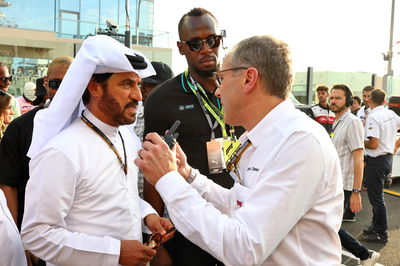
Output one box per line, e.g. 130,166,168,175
106,19,118,33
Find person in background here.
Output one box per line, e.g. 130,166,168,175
0,90,14,139
0,62,21,120
0,56,73,228
130,61,173,198
351,95,362,115
357,85,374,126
362,88,400,244
329,84,380,265
143,7,244,266
17,82,36,114
0,56,73,266
32,78,47,106
306,85,335,134
136,35,343,265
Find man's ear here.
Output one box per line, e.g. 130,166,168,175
87,79,103,98
243,67,259,93
177,41,184,55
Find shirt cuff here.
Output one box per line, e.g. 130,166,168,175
107,237,121,265
155,171,191,202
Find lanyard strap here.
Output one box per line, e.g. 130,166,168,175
184,70,228,138
226,139,252,183
81,112,128,175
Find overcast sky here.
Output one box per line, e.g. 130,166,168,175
154,0,400,75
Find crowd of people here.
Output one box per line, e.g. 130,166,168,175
0,6,398,266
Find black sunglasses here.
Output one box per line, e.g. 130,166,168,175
0,76,12,83
48,79,62,90
180,35,223,52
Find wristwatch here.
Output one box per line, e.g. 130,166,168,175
352,188,362,193
186,168,199,184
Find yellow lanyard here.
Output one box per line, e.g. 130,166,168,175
184,70,229,138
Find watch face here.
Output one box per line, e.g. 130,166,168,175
353,189,361,193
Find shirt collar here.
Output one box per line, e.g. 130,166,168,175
244,99,294,148
83,109,119,139
370,105,384,114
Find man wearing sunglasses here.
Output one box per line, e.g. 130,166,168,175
137,35,343,265
0,62,21,120
143,7,244,266
0,57,73,266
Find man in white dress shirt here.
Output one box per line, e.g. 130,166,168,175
135,35,344,265
21,35,174,266
357,85,374,126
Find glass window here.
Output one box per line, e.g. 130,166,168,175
100,0,119,28
60,0,79,12
81,0,100,23
0,0,55,31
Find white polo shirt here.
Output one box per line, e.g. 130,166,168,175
357,105,371,126
365,105,400,157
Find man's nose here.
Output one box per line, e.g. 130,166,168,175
131,86,143,101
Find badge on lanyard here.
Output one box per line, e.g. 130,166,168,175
206,139,225,174
206,138,241,174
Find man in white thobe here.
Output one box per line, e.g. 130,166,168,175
21,35,174,266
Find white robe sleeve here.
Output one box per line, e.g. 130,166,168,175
21,147,120,266
0,190,27,266
155,132,328,265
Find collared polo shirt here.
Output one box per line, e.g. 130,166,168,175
365,105,400,157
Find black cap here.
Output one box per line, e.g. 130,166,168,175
35,77,47,97
142,62,173,84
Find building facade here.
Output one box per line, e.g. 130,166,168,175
0,0,171,95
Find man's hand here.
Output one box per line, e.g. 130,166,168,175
135,133,178,186
25,250,40,266
144,214,175,249
119,240,156,266
350,193,362,213
144,214,174,235
175,143,191,180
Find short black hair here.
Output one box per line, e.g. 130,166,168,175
316,85,329,92
82,73,113,105
362,85,374,92
352,95,361,105
331,84,352,100
178,7,217,39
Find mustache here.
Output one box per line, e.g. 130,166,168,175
125,100,138,109
200,54,217,63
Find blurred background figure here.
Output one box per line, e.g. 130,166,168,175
31,78,48,106
17,82,36,114
0,90,14,139
0,62,20,120
351,95,362,115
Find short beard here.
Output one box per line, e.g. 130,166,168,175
98,83,137,126
331,104,347,113
193,66,217,79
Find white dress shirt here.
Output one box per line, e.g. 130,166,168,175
156,100,343,266
365,105,400,157
22,109,156,266
0,190,27,266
